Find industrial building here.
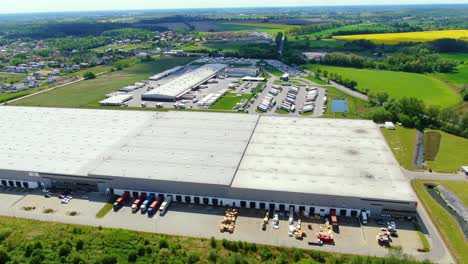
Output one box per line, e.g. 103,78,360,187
225,67,259,78
0,106,418,217
142,64,226,101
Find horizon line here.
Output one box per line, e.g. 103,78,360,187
0,2,467,15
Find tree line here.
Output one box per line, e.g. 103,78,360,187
313,49,458,74
368,92,468,138
315,68,358,90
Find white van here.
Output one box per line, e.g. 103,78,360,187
361,211,368,225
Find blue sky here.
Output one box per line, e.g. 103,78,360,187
1,0,467,14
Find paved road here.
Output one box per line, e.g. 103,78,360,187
401,167,467,181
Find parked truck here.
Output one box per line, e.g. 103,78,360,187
131,193,147,213
147,197,163,216
140,193,156,214
113,191,130,211
159,196,172,216
330,209,339,231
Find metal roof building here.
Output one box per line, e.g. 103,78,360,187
0,107,417,217
142,64,226,101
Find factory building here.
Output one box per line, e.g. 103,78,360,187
225,67,259,78
141,64,226,101
0,107,418,217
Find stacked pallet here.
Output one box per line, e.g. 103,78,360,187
219,208,238,233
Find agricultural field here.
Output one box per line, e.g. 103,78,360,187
424,130,468,173
306,64,461,107
216,23,297,34
381,126,417,171
412,180,468,264
321,86,369,119
12,57,194,108
334,29,468,44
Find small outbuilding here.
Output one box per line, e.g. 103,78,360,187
384,122,395,130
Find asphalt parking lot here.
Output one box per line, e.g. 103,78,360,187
0,188,426,260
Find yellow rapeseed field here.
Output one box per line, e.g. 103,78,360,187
334,29,468,44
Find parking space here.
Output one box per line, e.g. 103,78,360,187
248,78,326,117
0,188,426,259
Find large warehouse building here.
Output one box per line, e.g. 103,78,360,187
0,106,418,217
142,64,226,101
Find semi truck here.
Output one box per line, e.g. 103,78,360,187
147,197,163,216
140,193,156,214
159,196,172,216
113,191,130,211
131,193,147,213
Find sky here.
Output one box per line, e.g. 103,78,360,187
0,0,467,14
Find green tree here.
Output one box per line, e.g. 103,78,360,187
83,72,96,80
0,249,9,264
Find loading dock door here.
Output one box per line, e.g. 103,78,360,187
260,203,266,209
184,196,191,203
203,198,209,205
240,201,246,208
212,199,219,206
269,203,275,211
1,180,6,186
194,197,200,204
250,202,256,209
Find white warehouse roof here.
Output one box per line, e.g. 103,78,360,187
142,64,226,100
232,117,416,201
0,107,416,202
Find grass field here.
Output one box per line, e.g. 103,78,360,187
263,64,284,77
334,30,468,44
423,131,442,161
381,126,416,170
12,57,195,108
0,72,27,84
424,130,468,173
412,180,468,264
306,64,461,107
321,86,369,119
435,64,468,89
210,93,251,110
305,75,328,85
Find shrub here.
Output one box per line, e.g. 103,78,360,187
24,243,33,257
187,253,200,264
227,253,246,264
75,239,84,250
100,255,117,264
58,244,72,257
83,71,96,80
293,248,303,262
137,246,145,256
208,249,218,263
43,208,54,214
210,236,217,248
71,254,85,264
261,247,273,261
127,251,138,262
159,248,170,259
0,249,10,264
0,229,13,243
159,238,169,249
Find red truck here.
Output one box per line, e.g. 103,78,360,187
113,191,130,211
330,209,338,229
131,193,147,213
147,197,163,216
